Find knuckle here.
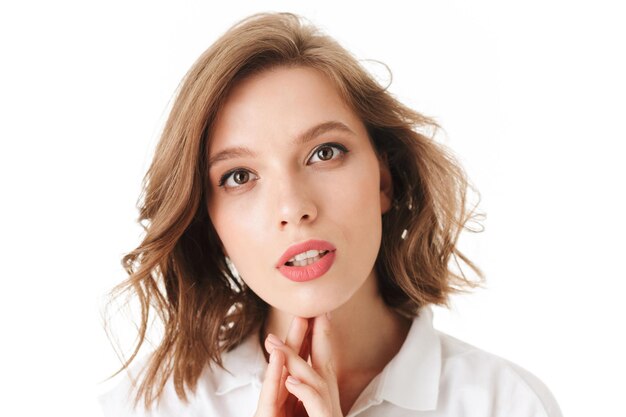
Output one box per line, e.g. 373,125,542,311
315,378,330,395
325,360,335,375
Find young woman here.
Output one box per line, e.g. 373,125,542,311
100,12,562,417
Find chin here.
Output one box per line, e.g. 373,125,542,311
288,307,326,319
275,303,323,319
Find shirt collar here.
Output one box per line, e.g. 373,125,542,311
377,306,441,410
213,306,442,412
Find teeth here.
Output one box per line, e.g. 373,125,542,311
292,254,321,267
286,250,329,265
298,250,316,261
290,249,321,262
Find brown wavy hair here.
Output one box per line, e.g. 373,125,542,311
104,12,484,410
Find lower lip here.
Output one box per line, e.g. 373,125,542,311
277,251,336,282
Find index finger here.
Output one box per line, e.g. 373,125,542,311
283,316,310,411
255,349,285,417
285,316,309,358
262,316,310,409
311,313,335,379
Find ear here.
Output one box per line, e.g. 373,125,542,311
378,153,393,214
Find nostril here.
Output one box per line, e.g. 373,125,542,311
279,210,314,227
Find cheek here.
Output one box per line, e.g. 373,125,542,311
327,162,383,247
209,198,264,258
339,161,382,218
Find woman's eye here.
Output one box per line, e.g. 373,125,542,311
218,143,347,189
218,169,257,188
308,143,348,164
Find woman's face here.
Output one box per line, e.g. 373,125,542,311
207,66,391,317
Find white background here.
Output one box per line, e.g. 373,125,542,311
1,1,624,416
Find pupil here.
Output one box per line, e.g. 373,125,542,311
318,147,333,160
234,171,249,184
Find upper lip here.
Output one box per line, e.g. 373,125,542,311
276,239,336,267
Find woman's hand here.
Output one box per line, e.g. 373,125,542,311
254,313,343,417
254,314,310,417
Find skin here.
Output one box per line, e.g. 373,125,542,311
207,66,411,416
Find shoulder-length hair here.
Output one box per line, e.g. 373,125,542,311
105,12,483,409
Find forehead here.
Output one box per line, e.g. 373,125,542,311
209,66,366,150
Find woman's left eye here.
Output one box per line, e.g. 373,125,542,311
308,143,349,164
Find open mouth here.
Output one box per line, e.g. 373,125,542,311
284,249,330,267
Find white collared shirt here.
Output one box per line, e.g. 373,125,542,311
98,307,562,416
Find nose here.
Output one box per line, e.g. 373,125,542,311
274,176,318,229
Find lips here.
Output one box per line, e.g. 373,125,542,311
278,252,336,282
276,239,337,282
275,239,336,268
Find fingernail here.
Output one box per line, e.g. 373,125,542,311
267,333,284,347
286,376,301,385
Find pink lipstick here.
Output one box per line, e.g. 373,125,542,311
276,239,336,282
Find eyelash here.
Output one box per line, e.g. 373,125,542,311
217,142,349,189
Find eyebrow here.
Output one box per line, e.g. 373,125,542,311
207,120,355,169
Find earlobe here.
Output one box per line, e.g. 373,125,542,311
379,154,393,214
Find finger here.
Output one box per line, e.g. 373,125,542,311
263,318,309,407
285,317,311,408
263,338,296,405
266,334,329,398
285,316,309,358
262,316,308,357
255,349,285,416
311,314,341,413
311,313,335,380
277,365,291,406
285,376,332,417
263,338,289,399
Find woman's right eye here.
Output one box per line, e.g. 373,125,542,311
218,169,258,189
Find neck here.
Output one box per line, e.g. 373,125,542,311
262,272,412,400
